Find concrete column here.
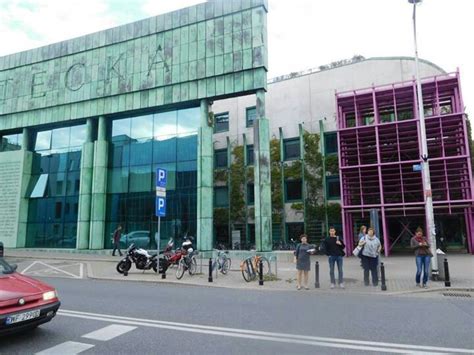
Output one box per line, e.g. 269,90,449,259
77,118,95,249
16,127,33,247
197,99,214,252
89,116,108,249
254,90,272,252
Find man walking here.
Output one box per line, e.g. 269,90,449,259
112,224,123,256
321,226,345,289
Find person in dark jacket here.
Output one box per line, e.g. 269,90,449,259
321,226,345,289
112,224,123,256
410,227,432,288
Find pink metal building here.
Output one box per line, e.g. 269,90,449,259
336,72,474,256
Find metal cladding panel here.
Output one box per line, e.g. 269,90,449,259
0,0,268,130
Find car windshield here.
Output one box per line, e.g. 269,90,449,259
0,258,15,274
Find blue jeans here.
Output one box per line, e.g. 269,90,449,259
328,256,344,284
416,255,431,285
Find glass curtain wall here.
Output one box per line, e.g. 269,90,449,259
106,107,199,250
26,124,86,247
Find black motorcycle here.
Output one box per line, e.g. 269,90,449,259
116,243,169,274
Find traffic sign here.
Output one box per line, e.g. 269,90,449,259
156,168,167,188
156,197,166,217
156,186,166,197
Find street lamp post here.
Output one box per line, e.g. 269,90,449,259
409,0,438,278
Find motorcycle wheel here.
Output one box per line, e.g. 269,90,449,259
176,259,186,279
188,256,197,275
116,259,132,274
221,258,231,275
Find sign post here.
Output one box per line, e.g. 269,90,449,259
155,168,167,263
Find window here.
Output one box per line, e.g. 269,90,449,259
247,184,254,205
214,149,228,168
324,132,338,155
286,223,304,241
0,133,22,152
285,180,302,201
246,145,254,165
214,187,229,207
284,138,300,160
246,106,256,127
30,174,49,198
326,176,341,199
214,112,229,133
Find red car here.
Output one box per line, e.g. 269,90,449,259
0,258,60,336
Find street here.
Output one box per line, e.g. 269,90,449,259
1,277,473,354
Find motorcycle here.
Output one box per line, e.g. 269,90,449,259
116,243,169,274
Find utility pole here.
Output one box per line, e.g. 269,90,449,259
409,0,438,278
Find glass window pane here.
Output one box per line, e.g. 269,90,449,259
215,149,227,168
177,133,197,161
112,118,131,139
130,140,153,166
35,130,52,151
110,141,130,167
31,174,49,198
0,133,21,151
108,168,129,193
51,127,70,150
66,172,80,195
325,133,338,155
284,138,300,160
285,180,302,201
246,107,256,127
176,161,197,189
246,145,254,165
247,184,254,204
131,114,153,139
153,135,177,164
154,111,177,137
214,112,229,133
214,187,229,207
129,165,152,192
177,107,200,134
68,150,82,171
48,151,69,173
327,176,341,199
69,125,87,147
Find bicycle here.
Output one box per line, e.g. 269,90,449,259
212,250,231,274
240,255,271,282
175,251,198,279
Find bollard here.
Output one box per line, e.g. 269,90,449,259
314,261,320,288
258,259,264,286
208,258,213,283
444,258,451,287
380,262,387,291
0,242,4,258
124,269,128,277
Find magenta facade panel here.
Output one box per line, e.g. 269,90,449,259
336,72,474,256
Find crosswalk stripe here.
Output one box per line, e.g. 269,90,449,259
35,341,94,355
82,324,137,341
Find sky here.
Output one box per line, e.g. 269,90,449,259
0,0,472,118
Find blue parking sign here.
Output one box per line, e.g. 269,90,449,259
156,197,166,217
156,168,167,188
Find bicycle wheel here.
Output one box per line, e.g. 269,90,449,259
241,258,254,282
221,257,231,274
259,256,271,275
176,259,186,279
188,256,197,275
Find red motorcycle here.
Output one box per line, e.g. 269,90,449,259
161,238,197,279
161,239,183,266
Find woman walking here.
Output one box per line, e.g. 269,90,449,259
358,227,382,286
294,234,312,290
410,227,432,288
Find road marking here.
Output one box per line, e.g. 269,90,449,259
21,261,83,279
35,341,94,355
82,324,137,341
58,309,473,354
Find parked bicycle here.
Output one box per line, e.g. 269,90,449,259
212,250,231,274
240,255,271,282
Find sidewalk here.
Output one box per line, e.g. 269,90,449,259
5,248,474,295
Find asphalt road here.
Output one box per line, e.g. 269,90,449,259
1,277,473,354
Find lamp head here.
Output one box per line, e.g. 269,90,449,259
408,0,422,3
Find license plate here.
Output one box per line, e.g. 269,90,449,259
6,310,41,325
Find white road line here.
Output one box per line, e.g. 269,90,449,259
35,341,94,355
58,309,473,354
82,324,137,341
37,261,81,278
20,261,39,275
